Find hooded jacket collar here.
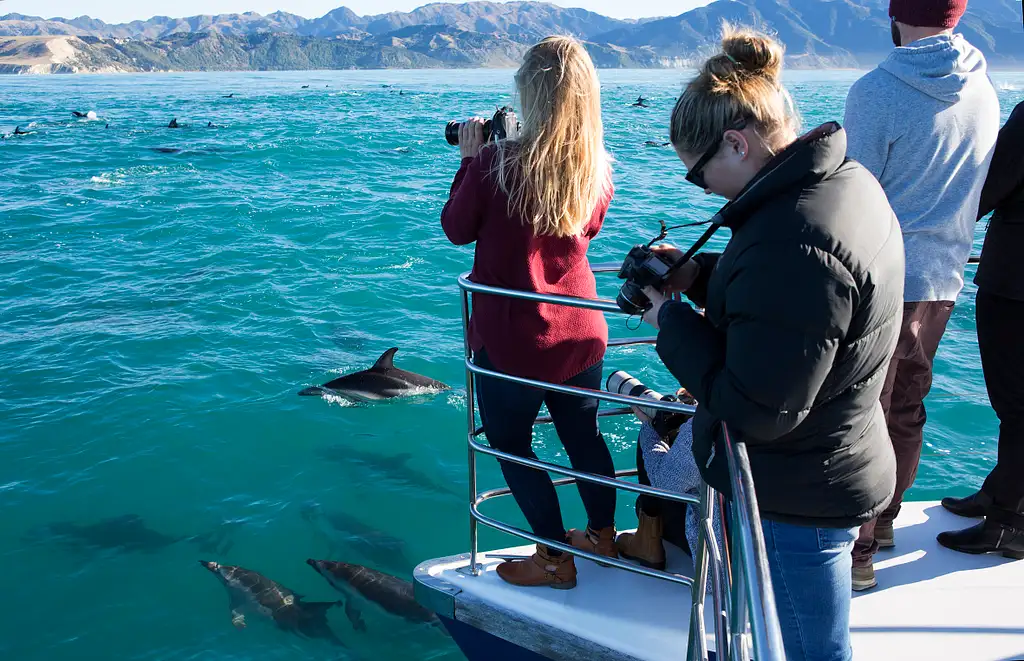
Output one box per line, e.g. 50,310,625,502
715,122,847,230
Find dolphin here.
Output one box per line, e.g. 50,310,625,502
301,502,413,573
199,561,345,644
301,85,310,89
315,445,460,499
222,93,234,98
168,118,188,129
299,348,449,401
13,126,30,135
24,514,235,555
72,110,98,119
632,96,649,108
307,559,439,627
645,141,670,147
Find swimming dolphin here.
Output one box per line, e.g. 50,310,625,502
222,93,234,98
632,96,649,108
207,122,221,128
307,559,440,627
302,85,310,89
645,140,670,147
13,126,29,135
168,118,188,129
301,502,413,573
299,348,449,401
24,514,235,555
199,561,345,644
72,110,98,119
315,445,460,499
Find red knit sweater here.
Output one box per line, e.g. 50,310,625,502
440,145,610,384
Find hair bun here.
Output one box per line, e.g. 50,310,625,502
707,24,785,84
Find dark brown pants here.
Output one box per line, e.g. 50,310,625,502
853,301,955,567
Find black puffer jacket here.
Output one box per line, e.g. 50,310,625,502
976,101,1024,301
656,124,903,528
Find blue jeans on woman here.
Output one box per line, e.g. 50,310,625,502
761,520,858,661
474,349,616,547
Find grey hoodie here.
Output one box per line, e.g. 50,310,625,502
844,34,999,302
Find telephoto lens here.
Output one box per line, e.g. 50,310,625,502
606,370,664,419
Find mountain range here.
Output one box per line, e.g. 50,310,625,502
0,0,1021,74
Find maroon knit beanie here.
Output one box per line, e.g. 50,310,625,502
889,0,968,28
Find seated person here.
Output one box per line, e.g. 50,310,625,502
619,389,723,571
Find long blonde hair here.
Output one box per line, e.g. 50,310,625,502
495,36,610,239
670,25,800,157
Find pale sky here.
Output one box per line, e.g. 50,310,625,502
1,0,713,23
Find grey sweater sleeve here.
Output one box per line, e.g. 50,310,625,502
844,74,892,180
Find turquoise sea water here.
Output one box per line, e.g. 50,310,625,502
1,69,1023,660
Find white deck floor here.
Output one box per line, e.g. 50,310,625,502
415,501,1024,661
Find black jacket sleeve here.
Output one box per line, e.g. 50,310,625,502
684,253,720,309
656,241,856,443
979,102,1024,220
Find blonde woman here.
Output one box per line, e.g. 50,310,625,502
640,27,903,660
440,36,615,589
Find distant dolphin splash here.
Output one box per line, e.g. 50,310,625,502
299,348,449,401
72,111,98,120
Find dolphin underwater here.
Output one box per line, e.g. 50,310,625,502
24,514,235,555
307,559,441,628
301,502,414,573
299,348,449,401
199,561,345,644
315,445,460,499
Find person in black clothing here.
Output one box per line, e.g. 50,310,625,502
638,28,904,661
938,100,1024,559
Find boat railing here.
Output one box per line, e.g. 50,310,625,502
457,264,786,661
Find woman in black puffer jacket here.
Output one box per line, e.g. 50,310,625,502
639,28,904,661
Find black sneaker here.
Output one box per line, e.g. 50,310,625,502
937,520,1024,560
941,490,992,519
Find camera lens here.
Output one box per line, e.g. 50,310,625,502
445,122,461,146
444,119,494,147
616,282,652,315
606,370,664,419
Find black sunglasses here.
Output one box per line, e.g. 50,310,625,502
685,118,748,190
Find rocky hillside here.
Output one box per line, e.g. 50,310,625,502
0,0,1021,74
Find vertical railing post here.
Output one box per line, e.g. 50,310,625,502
461,287,480,576
687,485,712,661
723,424,785,661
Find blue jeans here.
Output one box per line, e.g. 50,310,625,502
761,520,857,661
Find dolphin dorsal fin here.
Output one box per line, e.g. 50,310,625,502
373,348,399,370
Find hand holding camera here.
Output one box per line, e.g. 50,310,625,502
445,106,522,154
650,245,701,294
457,118,487,159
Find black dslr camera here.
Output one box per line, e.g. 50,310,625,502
616,245,680,315
445,106,521,146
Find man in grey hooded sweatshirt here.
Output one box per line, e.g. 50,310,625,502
844,0,999,591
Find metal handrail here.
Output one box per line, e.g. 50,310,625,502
458,270,785,661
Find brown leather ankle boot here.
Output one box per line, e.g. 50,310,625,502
567,525,618,563
616,511,666,570
495,545,577,589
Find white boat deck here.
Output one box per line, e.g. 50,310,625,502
414,501,1024,661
